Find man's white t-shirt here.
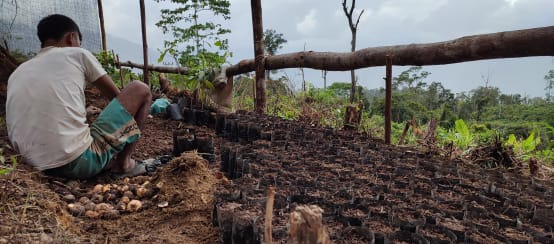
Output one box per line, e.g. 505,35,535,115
6,47,107,170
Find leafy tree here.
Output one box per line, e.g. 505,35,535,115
470,86,500,121
424,82,454,110
263,29,287,80
499,94,522,106
263,29,287,56
327,82,352,99
155,0,231,97
327,82,369,108
393,66,430,90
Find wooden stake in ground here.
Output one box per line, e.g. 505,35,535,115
115,54,124,87
398,120,410,145
97,0,107,51
139,0,149,85
289,205,330,244
385,55,392,144
344,103,363,130
264,186,275,244
251,0,266,114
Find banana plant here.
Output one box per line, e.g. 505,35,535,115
453,119,474,151
505,129,541,160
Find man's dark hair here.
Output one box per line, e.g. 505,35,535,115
37,14,82,46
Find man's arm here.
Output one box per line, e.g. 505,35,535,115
93,74,120,101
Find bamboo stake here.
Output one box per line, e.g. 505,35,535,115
115,54,124,87
139,0,149,85
264,186,275,244
97,0,107,51
385,55,392,144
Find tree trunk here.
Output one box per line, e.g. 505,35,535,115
225,26,554,76
97,0,107,52
139,0,149,85
344,103,362,130
349,30,356,103
289,205,330,244
251,0,266,114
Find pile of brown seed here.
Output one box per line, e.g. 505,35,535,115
64,180,161,219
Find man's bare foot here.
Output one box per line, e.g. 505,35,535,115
110,158,137,173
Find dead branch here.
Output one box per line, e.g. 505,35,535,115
0,45,19,81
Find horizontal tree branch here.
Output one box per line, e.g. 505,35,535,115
117,60,189,74
225,26,554,77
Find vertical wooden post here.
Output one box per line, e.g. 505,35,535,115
139,0,149,85
97,0,107,52
115,54,124,87
251,0,266,114
385,55,393,144
264,186,275,244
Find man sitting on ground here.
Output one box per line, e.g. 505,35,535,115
6,14,152,179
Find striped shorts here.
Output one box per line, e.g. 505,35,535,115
45,99,141,179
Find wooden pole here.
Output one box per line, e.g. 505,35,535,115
225,26,554,76
385,55,392,144
139,0,149,85
115,54,124,87
251,0,266,114
264,186,275,244
398,121,410,145
97,0,107,51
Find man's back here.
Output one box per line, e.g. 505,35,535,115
6,46,105,170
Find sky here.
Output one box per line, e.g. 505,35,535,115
102,0,554,98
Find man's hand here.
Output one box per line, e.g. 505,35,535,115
86,105,102,123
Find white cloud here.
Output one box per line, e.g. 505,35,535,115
504,0,519,6
296,9,318,35
376,0,448,23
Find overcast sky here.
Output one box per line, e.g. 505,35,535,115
103,0,554,98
